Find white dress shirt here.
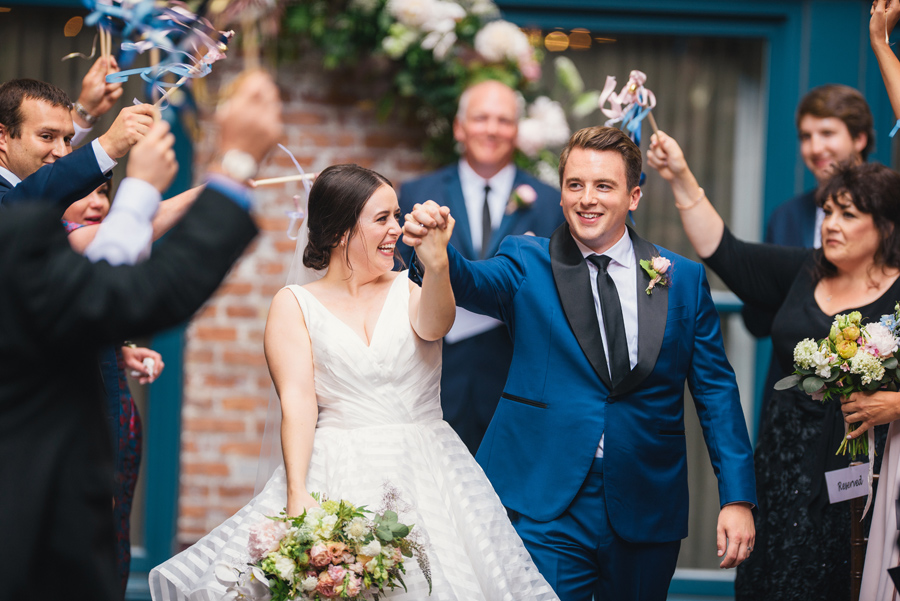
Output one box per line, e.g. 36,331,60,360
446,160,517,344
574,228,640,457
84,177,161,265
458,159,516,255
813,206,824,249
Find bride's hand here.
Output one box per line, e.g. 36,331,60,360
287,491,319,516
415,209,455,271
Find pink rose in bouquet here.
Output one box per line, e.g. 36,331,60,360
316,571,337,597
247,520,287,562
309,542,332,567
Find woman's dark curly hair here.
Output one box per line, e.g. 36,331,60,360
302,164,393,270
813,162,900,280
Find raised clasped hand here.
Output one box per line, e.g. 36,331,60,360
402,200,450,250
415,209,455,272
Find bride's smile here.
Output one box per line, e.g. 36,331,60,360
345,184,402,275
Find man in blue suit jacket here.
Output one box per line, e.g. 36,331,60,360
0,78,154,210
398,80,563,454
405,126,756,600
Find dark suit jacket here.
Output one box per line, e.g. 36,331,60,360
397,164,563,452
0,143,109,209
432,225,756,542
0,187,257,601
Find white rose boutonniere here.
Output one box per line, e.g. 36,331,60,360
639,255,671,295
506,184,537,214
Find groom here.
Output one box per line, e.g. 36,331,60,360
403,126,757,600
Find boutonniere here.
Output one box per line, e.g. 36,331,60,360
506,184,537,214
639,255,671,295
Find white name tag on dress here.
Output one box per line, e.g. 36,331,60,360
824,463,870,504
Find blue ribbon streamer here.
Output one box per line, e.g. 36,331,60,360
890,119,900,138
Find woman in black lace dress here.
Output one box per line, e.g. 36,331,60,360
648,132,894,600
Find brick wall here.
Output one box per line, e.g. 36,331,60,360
176,61,429,543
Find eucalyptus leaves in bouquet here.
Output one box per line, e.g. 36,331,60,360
776,310,900,458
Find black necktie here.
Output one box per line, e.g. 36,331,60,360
587,254,631,386
481,184,492,259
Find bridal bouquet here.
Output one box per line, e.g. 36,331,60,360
776,307,900,458
217,493,431,601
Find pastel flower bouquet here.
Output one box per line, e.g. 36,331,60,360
217,493,430,601
776,305,900,458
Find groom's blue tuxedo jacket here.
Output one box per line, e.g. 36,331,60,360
435,224,757,544
0,144,108,209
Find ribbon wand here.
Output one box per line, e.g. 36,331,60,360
249,173,318,187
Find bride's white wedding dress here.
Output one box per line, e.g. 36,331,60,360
150,273,558,601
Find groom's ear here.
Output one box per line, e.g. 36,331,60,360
629,186,641,211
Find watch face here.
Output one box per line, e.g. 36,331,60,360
223,150,258,180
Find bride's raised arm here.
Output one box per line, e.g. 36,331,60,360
407,204,456,341
264,289,319,515
646,131,725,258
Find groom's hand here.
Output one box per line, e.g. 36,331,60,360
716,502,755,568
402,200,450,248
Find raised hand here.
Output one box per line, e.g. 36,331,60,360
402,200,450,249
646,131,690,183
75,56,124,125
98,104,157,160
871,0,900,44
126,119,178,193
215,70,284,164
416,208,455,272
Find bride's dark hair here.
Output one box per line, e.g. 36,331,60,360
303,164,393,270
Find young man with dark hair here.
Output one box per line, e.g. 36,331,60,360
0,72,155,209
405,125,756,601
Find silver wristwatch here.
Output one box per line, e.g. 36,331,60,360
220,149,258,181
73,101,98,126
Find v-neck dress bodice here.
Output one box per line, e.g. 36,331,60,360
150,271,558,601
291,275,444,430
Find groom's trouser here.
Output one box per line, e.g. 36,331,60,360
509,457,680,601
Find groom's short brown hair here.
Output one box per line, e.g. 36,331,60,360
558,126,642,191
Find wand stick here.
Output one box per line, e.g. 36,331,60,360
249,173,317,187
647,111,659,135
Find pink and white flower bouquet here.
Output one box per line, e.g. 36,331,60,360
217,493,430,601
776,308,900,458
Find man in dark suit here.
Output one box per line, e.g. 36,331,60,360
0,77,155,209
405,126,756,600
398,79,563,454
744,85,873,421
0,71,282,601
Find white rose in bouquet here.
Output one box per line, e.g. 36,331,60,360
388,0,435,28
863,322,900,357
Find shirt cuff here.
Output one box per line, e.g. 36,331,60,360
205,174,254,211
91,138,117,175
113,177,162,221
72,122,92,148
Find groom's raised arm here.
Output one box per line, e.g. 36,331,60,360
403,201,524,323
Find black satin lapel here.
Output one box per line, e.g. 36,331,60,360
549,224,612,389
444,169,476,259
614,228,668,396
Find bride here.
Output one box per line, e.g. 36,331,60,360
150,164,558,601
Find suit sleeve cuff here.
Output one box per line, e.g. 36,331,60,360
204,174,254,211
72,122,92,148
113,177,162,221
90,138,117,175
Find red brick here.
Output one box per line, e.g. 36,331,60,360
255,216,290,233
223,351,267,367
364,132,414,149
179,505,209,518
222,396,267,411
274,240,298,253
194,326,237,341
218,485,256,498
182,418,246,433
218,281,253,295
196,305,218,319
204,373,239,387
258,261,284,275
220,441,261,456
182,462,230,476
185,349,213,364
